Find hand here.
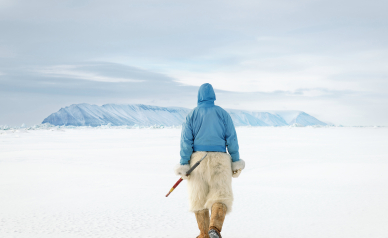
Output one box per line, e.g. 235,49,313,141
231,159,245,178
232,169,242,178
174,164,191,180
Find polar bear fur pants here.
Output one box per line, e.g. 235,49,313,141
187,151,233,214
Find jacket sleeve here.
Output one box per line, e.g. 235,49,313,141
224,112,240,162
180,113,194,165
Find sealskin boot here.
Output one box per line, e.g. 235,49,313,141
195,209,210,238
208,202,227,238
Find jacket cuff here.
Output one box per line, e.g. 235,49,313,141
180,157,190,165
230,151,240,162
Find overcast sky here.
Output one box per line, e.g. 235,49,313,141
1,0,387,126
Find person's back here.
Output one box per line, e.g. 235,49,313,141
175,83,245,238
180,83,239,165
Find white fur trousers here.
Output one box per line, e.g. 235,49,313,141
187,151,233,214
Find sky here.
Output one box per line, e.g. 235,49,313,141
1,0,387,126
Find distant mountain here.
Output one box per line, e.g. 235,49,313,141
42,104,190,127
274,111,327,126
42,103,327,127
227,110,288,126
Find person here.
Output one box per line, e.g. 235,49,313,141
175,83,245,238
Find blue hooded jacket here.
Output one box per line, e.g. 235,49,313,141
180,83,240,165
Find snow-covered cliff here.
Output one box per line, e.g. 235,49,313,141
42,103,327,127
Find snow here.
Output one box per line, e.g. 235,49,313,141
1,127,387,238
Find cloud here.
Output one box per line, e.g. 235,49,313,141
170,51,387,94
0,0,388,126
1,61,198,103
0,0,14,9
38,65,144,83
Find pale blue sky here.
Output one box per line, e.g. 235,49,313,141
1,0,387,126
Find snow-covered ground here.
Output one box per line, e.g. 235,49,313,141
1,127,387,238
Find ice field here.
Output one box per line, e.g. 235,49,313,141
1,127,388,238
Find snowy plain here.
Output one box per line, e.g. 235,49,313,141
1,127,387,238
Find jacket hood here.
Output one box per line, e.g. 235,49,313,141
197,83,216,105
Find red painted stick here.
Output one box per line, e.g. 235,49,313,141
165,178,183,197
165,153,208,197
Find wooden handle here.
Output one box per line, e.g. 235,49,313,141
165,178,183,197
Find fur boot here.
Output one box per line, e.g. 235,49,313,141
195,209,210,238
208,202,227,238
